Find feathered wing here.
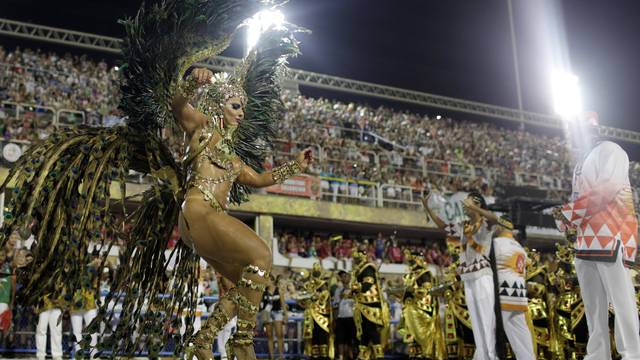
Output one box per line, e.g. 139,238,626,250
229,25,303,203
119,0,257,131
0,125,187,357
0,126,132,302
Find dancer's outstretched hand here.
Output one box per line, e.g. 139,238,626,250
297,148,314,170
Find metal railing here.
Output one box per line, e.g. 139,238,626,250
379,183,426,210
319,176,380,207
1,101,88,128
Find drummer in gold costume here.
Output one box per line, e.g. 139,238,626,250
351,248,390,360
525,249,556,359
398,250,446,359
551,244,587,360
301,263,334,360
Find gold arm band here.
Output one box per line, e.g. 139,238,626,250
271,160,302,184
177,75,200,100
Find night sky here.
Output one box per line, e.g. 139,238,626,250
2,0,640,133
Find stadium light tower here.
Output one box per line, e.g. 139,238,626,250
246,10,285,54
551,70,582,120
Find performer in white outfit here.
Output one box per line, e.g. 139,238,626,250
493,216,535,360
555,139,640,360
423,191,498,360
35,294,63,360
215,273,237,360
70,258,100,358
218,313,238,360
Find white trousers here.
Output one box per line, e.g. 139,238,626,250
218,316,237,359
502,311,535,360
575,247,640,360
71,309,98,355
464,275,497,360
36,308,63,360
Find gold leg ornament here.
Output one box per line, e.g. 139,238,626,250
184,288,237,360
311,344,329,359
227,265,269,360
371,344,384,360
357,345,371,360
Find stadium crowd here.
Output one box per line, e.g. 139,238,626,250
4,46,639,203
276,230,452,267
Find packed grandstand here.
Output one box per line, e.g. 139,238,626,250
2,47,638,203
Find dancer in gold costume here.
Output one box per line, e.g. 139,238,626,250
301,263,333,360
351,248,390,360
398,250,446,359
525,249,559,360
552,244,587,359
0,1,309,359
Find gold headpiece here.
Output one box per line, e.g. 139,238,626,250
209,72,247,104
404,250,427,271
198,72,247,121
351,247,367,263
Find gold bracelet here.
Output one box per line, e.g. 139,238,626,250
177,75,199,100
272,160,302,184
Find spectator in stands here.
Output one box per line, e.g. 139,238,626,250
386,239,403,264
316,237,332,259
285,235,300,258
374,233,385,260
261,275,288,360
0,250,13,346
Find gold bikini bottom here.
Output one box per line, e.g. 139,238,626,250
180,171,239,249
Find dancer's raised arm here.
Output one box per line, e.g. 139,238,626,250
421,190,447,230
172,68,211,135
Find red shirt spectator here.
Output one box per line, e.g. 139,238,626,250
387,241,403,263
316,239,331,259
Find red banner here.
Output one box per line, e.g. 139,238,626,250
266,175,320,199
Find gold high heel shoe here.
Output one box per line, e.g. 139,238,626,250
225,265,268,360
184,300,233,360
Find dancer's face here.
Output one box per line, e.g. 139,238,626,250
222,96,245,126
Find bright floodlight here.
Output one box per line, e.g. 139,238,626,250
551,70,582,119
246,10,285,53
